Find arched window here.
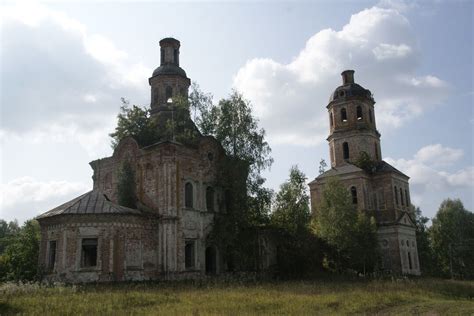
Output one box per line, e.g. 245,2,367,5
356,106,363,120
351,186,358,204
329,112,333,127
400,188,404,206
375,143,379,160
341,108,347,122
160,48,164,64
405,189,410,206
185,182,193,208
394,186,399,206
369,109,373,123
166,86,173,102
173,48,179,65
343,142,349,160
206,187,215,212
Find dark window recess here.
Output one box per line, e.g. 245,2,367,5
81,238,98,268
329,112,333,127
394,186,399,206
351,186,358,204
160,48,164,65
185,183,193,208
343,142,349,160
173,48,179,65
206,187,215,212
341,108,347,122
166,86,173,102
185,241,195,269
356,106,363,120
400,188,404,206
375,143,379,160
408,251,413,270
48,240,57,270
405,189,410,206
369,109,373,123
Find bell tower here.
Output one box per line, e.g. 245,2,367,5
149,38,191,121
327,70,381,167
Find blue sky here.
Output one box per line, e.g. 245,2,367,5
1,0,472,223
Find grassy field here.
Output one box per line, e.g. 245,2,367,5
0,277,473,315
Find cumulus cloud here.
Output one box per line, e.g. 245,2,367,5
0,177,89,223
0,3,151,150
385,144,473,207
233,5,449,146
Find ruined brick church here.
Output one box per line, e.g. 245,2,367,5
37,38,227,282
37,39,419,282
309,70,420,275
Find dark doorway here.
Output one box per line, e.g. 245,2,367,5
205,246,217,275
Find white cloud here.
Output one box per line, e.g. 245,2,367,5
414,143,463,167
373,43,412,60
0,3,151,153
385,144,473,207
0,177,89,223
233,6,449,146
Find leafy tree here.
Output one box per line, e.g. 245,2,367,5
109,98,160,148
430,199,474,279
318,159,327,175
0,220,40,281
204,91,273,271
271,166,310,234
117,161,137,209
270,166,321,277
312,177,379,274
0,219,21,254
354,151,376,173
413,206,439,276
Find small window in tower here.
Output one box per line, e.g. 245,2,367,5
48,240,57,271
343,142,349,160
341,108,347,122
375,143,379,160
185,182,193,208
329,112,333,127
394,186,399,206
356,106,363,120
185,240,195,269
166,86,173,103
206,186,215,212
405,189,410,206
160,48,164,65
400,188,404,206
369,109,373,123
408,251,413,270
81,238,98,268
173,48,179,65
351,186,358,204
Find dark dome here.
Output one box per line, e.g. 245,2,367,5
151,64,187,78
329,83,373,103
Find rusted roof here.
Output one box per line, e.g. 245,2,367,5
37,190,142,219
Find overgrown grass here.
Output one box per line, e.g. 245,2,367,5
0,278,473,315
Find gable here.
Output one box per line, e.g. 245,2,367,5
397,212,416,227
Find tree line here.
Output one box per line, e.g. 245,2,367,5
1,84,473,281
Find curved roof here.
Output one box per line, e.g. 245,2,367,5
151,64,187,78
159,37,180,46
329,83,373,103
37,190,142,219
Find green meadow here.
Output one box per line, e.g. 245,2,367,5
1,278,473,315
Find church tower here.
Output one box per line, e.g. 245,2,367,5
327,70,381,167
309,70,421,276
149,38,191,124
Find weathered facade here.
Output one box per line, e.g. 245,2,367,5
309,70,421,275
37,38,227,282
